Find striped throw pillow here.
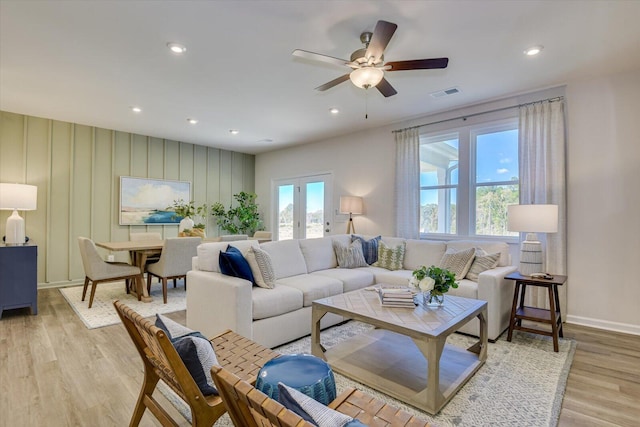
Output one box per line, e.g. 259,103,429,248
246,246,276,289
333,240,368,269
465,250,500,281
439,247,476,280
351,235,381,264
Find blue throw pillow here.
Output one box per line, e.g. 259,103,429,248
219,245,255,284
351,235,381,265
277,383,369,427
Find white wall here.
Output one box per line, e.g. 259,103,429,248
565,69,640,334
256,70,640,335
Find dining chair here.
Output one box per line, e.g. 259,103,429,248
220,234,249,241
146,237,201,303
129,231,162,268
252,230,272,242
77,237,143,308
113,300,279,427
211,364,431,427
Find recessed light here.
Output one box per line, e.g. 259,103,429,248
229,129,239,135
524,45,543,56
167,42,187,54
187,118,198,124
329,107,339,114
131,106,142,113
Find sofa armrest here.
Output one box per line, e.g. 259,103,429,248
476,265,518,339
186,270,253,340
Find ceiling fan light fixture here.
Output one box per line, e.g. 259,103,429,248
349,67,384,89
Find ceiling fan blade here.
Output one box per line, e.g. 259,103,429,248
315,74,351,91
376,77,397,97
292,49,350,68
365,20,397,62
385,58,449,71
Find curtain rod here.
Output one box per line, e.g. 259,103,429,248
392,96,564,134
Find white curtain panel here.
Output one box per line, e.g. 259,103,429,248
394,128,420,239
519,100,568,313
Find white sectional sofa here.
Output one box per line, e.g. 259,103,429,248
186,234,517,348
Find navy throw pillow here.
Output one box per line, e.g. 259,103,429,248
173,336,219,396
351,235,381,265
219,245,255,284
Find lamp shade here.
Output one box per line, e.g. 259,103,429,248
349,67,384,89
339,196,363,215
0,183,38,211
507,204,558,233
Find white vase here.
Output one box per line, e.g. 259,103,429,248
179,217,194,234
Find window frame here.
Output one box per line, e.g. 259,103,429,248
419,116,519,240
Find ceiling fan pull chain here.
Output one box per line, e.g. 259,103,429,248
365,89,369,119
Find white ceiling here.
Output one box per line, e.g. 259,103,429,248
2,1,640,154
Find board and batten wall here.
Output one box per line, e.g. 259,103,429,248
0,111,255,288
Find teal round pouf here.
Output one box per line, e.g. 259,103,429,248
255,353,336,405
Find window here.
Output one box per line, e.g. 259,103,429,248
419,118,519,237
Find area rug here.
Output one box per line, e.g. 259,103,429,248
60,280,186,329
158,321,575,427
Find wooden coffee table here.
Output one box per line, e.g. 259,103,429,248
311,288,487,415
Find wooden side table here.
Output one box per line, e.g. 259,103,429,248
505,272,567,352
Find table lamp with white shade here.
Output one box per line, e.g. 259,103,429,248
507,204,558,276
339,196,363,234
0,183,38,245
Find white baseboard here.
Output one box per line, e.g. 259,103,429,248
566,314,640,336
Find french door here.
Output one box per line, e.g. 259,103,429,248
274,174,332,240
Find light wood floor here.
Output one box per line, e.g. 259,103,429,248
0,288,638,427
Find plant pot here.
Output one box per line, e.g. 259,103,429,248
179,217,194,234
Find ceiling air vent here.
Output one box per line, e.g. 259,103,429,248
430,87,461,98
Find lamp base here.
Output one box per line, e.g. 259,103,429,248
5,209,26,246
518,233,544,276
345,215,356,234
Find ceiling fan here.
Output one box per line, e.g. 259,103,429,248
292,20,449,98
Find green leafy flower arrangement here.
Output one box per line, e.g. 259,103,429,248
410,265,458,295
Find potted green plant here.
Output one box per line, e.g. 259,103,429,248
167,200,209,238
410,265,458,307
211,191,263,236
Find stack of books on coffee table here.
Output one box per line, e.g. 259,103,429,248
376,287,417,308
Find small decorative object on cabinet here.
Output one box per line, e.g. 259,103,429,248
0,244,37,318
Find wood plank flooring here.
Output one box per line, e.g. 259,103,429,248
1,288,638,426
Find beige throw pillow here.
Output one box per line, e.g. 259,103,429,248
333,240,368,269
439,247,476,280
465,248,500,281
245,246,276,289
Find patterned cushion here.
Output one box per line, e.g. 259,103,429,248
219,245,255,284
154,314,219,396
351,235,381,265
246,246,276,289
371,241,406,271
277,383,367,427
465,249,500,281
439,247,476,280
333,240,368,269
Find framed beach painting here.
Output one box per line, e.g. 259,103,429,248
119,176,191,225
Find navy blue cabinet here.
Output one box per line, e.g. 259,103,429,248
0,245,38,318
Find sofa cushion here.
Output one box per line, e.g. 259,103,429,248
465,250,500,281
439,247,476,280
261,240,308,279
446,278,478,299
402,239,447,271
252,284,303,320
351,235,381,265
219,245,255,284
333,240,368,268
197,240,259,272
246,246,276,289
372,241,406,271
276,274,343,307
362,266,413,287
311,268,375,293
446,240,510,267
299,237,337,272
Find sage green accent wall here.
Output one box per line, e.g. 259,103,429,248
0,111,255,288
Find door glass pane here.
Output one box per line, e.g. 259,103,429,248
278,185,294,240
305,181,324,239
420,188,457,234
475,185,519,236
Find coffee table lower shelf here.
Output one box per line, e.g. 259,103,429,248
321,328,483,415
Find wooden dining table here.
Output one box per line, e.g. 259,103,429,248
95,240,164,303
